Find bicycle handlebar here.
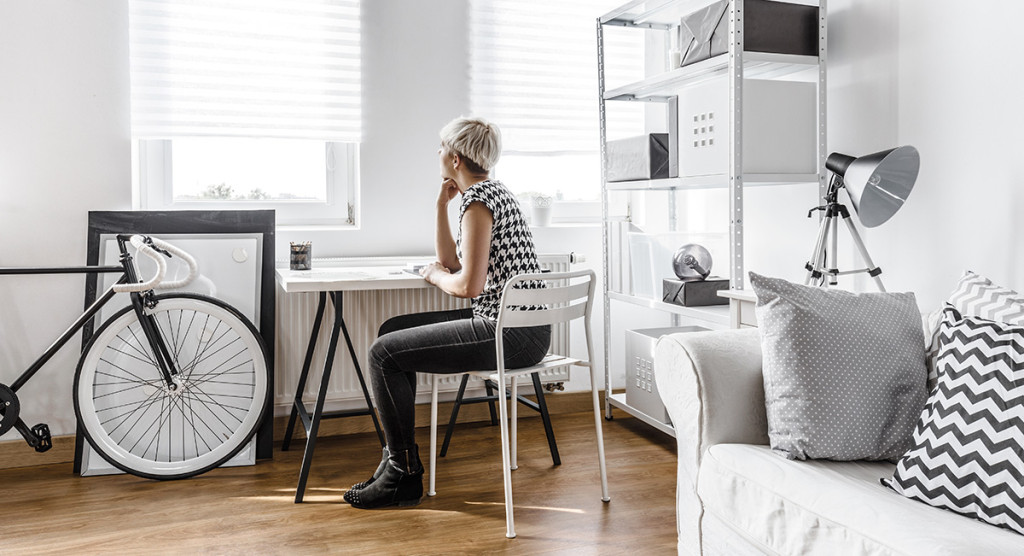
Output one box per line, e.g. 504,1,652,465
112,235,199,293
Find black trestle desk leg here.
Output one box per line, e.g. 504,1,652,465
294,292,343,503
484,380,499,426
440,374,471,457
283,292,327,452
338,303,385,448
531,371,560,466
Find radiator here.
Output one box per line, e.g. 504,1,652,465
274,254,574,412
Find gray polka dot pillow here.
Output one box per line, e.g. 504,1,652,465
750,272,928,461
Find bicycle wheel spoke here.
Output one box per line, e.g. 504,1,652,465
130,395,170,455
181,389,247,425
101,388,163,429
187,357,254,387
124,325,160,367
97,357,160,387
185,314,217,380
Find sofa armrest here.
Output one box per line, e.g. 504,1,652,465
654,328,768,555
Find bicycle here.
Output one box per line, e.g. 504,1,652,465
0,234,269,480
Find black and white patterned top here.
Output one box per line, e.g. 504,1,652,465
457,179,542,321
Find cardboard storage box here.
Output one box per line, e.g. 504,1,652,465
677,0,819,68
606,133,674,182
626,326,708,424
676,77,817,177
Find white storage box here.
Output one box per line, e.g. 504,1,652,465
626,326,708,424
677,77,817,177
627,231,727,298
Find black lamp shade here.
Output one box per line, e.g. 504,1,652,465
834,146,920,228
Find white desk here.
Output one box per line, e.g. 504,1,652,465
718,289,758,329
276,265,429,502
276,266,430,293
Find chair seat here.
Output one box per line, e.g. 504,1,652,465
470,354,581,382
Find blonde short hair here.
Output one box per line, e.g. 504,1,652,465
439,117,502,173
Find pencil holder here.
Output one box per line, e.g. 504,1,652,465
289,242,312,271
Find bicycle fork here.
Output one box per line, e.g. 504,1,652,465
130,291,182,390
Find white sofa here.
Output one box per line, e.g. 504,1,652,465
654,328,1024,555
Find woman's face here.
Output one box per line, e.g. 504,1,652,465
439,144,456,180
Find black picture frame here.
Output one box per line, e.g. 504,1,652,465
78,210,276,471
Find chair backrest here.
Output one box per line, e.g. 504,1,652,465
494,269,596,330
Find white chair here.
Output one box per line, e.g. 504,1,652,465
427,269,609,539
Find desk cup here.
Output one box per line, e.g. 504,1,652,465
290,242,312,271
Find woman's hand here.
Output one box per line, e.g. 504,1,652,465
437,178,459,207
420,261,451,285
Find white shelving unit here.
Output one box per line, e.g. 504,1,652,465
598,0,828,435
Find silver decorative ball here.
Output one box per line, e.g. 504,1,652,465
672,244,713,281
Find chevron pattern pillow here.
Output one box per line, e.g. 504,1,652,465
925,271,1024,389
884,305,1024,535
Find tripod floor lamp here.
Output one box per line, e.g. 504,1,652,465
804,146,921,291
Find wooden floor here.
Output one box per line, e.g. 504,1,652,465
1,412,677,555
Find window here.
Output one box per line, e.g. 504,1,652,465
129,0,361,226
469,0,644,216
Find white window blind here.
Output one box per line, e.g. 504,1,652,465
129,0,361,142
469,0,644,154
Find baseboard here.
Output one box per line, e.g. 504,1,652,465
0,391,600,471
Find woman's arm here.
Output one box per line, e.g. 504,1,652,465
422,201,492,298
434,179,462,271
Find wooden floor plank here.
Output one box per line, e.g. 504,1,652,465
1,412,677,554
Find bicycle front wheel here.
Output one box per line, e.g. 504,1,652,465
74,294,269,480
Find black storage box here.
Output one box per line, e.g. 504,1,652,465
606,133,672,182
663,277,730,307
677,0,819,68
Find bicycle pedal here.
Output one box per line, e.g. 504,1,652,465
31,423,52,453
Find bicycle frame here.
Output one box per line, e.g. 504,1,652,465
0,234,180,451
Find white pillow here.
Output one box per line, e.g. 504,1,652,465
925,271,1024,389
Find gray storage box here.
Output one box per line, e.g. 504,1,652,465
626,326,708,424
677,0,819,68
663,277,730,307
606,133,673,182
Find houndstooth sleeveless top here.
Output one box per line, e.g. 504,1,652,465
457,179,543,321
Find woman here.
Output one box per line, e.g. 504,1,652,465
344,117,551,509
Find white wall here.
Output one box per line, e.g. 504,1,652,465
826,0,1024,309
885,0,1024,308
0,2,131,438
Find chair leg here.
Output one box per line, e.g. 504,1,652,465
511,376,518,471
429,375,439,497
530,372,561,466
590,366,610,502
440,374,470,458
497,372,516,539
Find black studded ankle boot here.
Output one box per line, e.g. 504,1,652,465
344,444,423,509
348,446,390,492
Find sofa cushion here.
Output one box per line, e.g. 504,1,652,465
698,444,1024,555
884,306,1024,536
749,272,927,461
925,271,1024,389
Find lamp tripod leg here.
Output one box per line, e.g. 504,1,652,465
828,212,840,286
839,213,886,292
804,213,832,286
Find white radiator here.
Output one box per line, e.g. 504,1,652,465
274,255,574,412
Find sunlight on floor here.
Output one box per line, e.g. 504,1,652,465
464,501,586,514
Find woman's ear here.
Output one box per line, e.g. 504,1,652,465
451,153,460,170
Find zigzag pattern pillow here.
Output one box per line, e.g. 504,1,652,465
925,271,1024,389
884,305,1024,535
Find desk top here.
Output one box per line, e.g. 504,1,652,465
276,266,430,293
